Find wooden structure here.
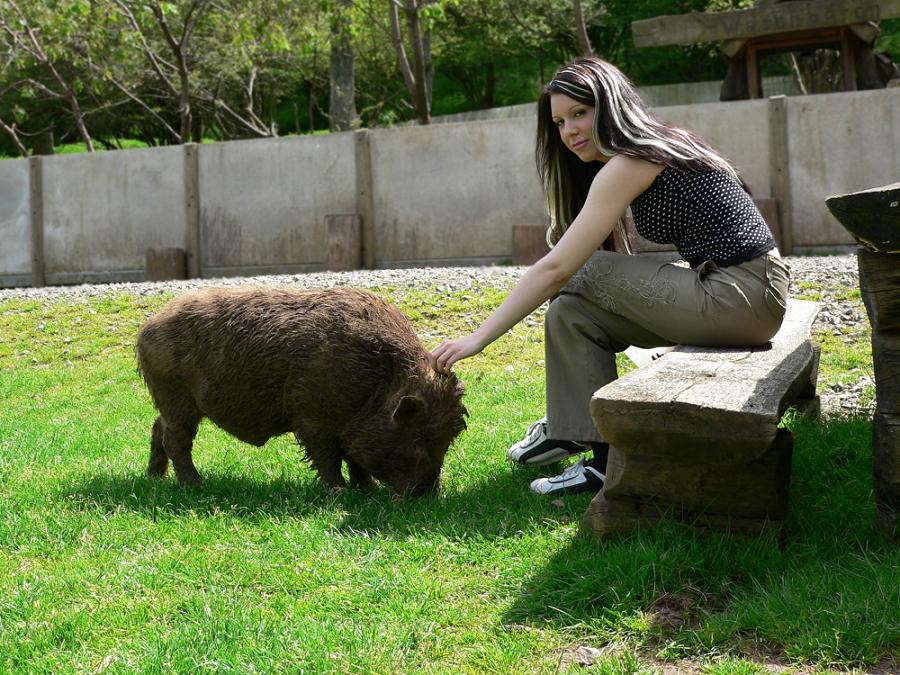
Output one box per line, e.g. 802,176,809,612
325,214,363,272
145,247,187,281
826,182,900,537
584,299,820,538
512,224,550,266
632,0,900,100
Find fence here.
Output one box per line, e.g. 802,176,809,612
1,87,897,288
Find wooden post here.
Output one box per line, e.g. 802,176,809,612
325,214,362,271
769,95,793,254
826,182,900,537
28,156,45,288
184,143,202,279
746,44,761,99
840,28,858,91
512,224,550,265
145,247,187,281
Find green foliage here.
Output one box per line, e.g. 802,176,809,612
2,0,900,152
0,278,895,671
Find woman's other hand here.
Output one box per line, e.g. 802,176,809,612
430,334,485,374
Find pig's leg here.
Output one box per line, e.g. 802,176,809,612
163,417,203,488
345,456,373,489
148,416,169,477
297,431,345,490
149,381,203,488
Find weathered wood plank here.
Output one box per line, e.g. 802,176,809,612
858,248,900,331
826,182,900,254
600,429,792,520
590,299,819,465
325,214,363,272
583,434,793,538
145,247,187,281
874,413,900,512
632,0,900,48
511,224,549,265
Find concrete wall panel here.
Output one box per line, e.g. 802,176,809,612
370,118,547,265
0,159,31,285
657,98,773,198
199,134,356,274
41,146,186,282
786,89,900,249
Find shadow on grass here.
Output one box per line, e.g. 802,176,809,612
499,415,900,667
60,459,587,539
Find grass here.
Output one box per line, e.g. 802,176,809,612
0,283,896,673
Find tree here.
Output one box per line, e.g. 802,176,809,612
0,0,96,152
389,0,433,124
329,0,357,131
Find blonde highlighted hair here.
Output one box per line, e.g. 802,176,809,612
536,56,740,247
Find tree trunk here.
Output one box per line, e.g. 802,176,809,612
573,0,593,56
329,0,357,131
483,61,495,108
389,0,430,125
0,118,29,157
404,1,431,124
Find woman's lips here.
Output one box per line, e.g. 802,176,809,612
572,139,589,150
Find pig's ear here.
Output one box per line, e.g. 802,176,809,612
454,380,465,399
393,395,426,426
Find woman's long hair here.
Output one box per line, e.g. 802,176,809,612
536,56,740,247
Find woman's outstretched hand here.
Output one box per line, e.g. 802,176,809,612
430,334,485,374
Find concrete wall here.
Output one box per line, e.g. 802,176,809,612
369,118,546,266
199,134,357,276
40,146,187,284
786,89,900,249
0,160,31,287
3,87,897,287
658,98,773,198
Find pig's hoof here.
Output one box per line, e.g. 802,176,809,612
177,474,204,489
147,464,168,478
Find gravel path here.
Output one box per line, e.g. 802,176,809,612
0,254,871,417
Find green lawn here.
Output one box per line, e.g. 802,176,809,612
0,283,896,673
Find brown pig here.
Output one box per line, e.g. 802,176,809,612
136,286,467,495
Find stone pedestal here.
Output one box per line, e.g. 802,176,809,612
826,182,900,537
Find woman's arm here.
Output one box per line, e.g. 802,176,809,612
430,155,663,373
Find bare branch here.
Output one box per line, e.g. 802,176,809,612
0,117,29,157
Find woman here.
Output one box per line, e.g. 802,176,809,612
430,56,789,497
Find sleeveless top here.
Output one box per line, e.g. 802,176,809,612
629,165,775,267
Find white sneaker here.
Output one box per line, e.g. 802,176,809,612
506,418,583,466
529,457,605,496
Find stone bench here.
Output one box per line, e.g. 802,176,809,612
584,298,820,537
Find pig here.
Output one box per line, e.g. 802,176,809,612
135,286,467,496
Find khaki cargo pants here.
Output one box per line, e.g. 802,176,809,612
545,249,790,443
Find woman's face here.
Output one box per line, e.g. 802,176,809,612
549,93,609,163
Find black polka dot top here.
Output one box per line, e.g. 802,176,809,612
629,165,775,268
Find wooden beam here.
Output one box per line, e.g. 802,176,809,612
28,157,45,288
632,0,900,48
